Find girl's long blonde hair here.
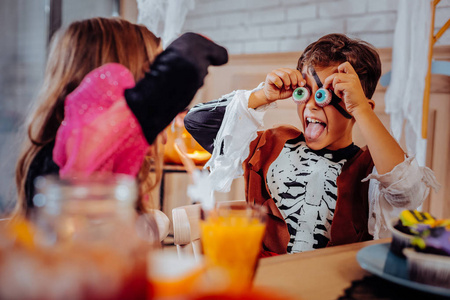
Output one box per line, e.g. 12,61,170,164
15,17,162,217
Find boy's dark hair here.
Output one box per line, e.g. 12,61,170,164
297,33,382,99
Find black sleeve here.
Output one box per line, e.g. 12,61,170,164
184,92,235,153
125,33,228,144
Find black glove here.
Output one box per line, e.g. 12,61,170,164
125,32,228,144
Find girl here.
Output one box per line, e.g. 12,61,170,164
14,17,228,217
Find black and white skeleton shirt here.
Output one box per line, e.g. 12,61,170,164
267,135,360,253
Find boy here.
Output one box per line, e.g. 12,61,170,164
184,34,439,255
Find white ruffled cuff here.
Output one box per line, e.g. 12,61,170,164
365,156,441,239
205,83,275,192
363,156,440,195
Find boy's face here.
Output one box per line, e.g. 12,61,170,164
298,64,354,151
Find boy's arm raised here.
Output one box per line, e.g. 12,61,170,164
184,95,234,153
352,101,405,174
186,67,304,152
324,62,404,174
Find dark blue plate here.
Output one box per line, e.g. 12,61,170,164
356,243,450,297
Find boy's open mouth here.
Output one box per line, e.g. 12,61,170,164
305,117,326,140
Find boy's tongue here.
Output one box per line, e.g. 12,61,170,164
305,122,325,140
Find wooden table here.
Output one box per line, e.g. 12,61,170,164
253,238,391,300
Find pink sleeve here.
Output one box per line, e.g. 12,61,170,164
53,63,150,178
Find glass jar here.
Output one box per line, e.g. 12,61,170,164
27,174,152,300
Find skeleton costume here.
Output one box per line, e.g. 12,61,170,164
184,84,440,255
267,135,356,252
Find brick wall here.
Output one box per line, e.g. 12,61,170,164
182,0,450,54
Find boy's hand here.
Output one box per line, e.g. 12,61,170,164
249,68,304,108
323,62,372,115
263,68,305,102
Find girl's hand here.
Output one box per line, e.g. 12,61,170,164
263,68,305,102
323,62,372,115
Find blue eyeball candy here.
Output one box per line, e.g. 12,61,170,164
314,88,332,107
292,87,311,104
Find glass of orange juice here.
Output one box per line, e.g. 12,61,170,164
200,201,267,292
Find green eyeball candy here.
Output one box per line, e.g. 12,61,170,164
292,87,311,104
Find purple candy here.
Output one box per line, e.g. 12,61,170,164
422,227,450,256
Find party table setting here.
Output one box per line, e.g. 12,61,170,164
1,137,449,299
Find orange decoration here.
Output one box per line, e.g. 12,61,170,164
163,111,211,166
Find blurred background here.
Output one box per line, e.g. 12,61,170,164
1,0,449,217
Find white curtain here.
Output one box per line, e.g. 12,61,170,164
384,0,431,166
136,0,195,48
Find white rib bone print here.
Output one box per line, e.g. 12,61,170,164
267,141,346,253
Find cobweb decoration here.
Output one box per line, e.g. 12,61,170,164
173,138,216,211
136,0,195,48
187,169,215,211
